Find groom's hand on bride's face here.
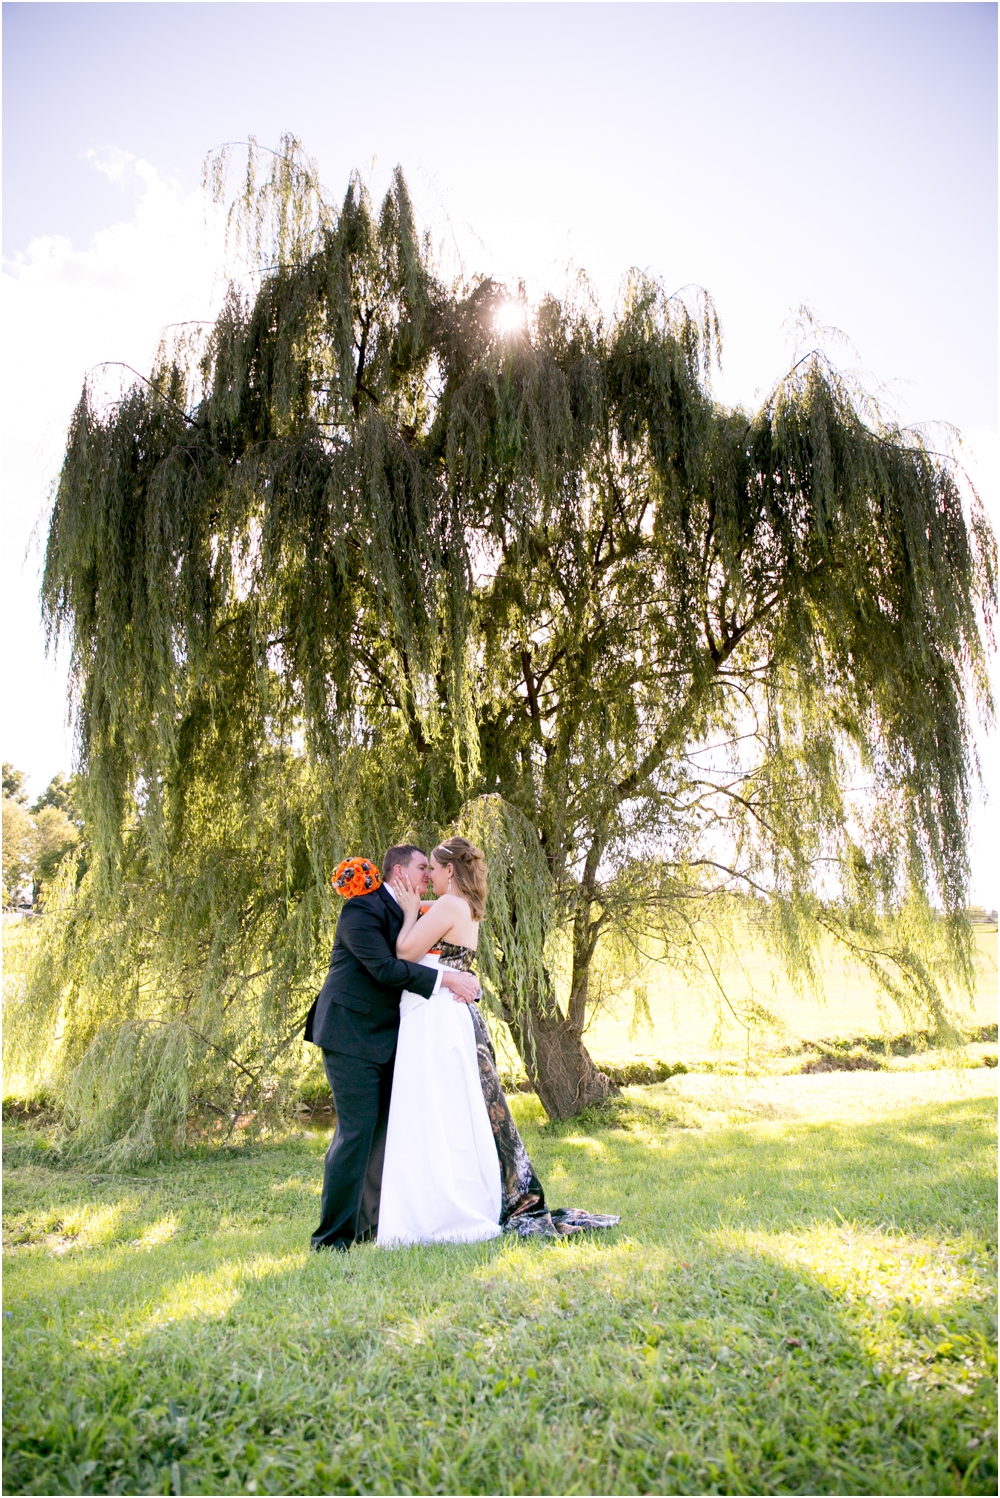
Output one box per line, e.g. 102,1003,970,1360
440,970,480,1005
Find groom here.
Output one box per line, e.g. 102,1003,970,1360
304,843,480,1250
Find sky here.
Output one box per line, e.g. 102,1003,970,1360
2,0,997,899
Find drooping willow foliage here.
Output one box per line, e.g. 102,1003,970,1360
12,136,995,1153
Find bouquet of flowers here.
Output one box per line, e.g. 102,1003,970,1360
331,858,382,898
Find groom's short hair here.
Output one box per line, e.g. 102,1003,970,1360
382,844,426,883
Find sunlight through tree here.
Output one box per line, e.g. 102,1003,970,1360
21,137,996,1152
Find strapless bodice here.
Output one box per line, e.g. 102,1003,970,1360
436,941,477,973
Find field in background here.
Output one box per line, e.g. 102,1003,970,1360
574,928,998,1069
6,917,995,1113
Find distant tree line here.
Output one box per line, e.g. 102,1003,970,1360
2,765,83,907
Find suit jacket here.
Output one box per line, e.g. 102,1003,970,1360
304,885,437,1061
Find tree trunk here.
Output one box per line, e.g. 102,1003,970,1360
491,849,618,1119
499,974,617,1120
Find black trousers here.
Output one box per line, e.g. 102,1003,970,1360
311,1046,395,1251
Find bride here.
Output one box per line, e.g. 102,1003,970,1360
376,836,620,1246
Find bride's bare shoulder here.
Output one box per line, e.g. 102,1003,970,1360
433,892,471,915
432,892,478,926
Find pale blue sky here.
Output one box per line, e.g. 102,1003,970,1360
5,3,997,422
2,1,998,897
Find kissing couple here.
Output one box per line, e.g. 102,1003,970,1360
304,837,620,1249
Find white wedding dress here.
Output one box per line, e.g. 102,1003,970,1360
377,954,503,1246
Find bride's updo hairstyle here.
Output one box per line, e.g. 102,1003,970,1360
432,837,488,920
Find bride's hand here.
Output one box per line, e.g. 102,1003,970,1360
393,870,422,917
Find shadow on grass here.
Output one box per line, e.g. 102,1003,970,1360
3,1096,996,1494
3,1228,995,1493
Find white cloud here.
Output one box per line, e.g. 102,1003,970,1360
83,145,144,186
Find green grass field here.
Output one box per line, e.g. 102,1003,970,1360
573,927,999,1070
3,1063,996,1495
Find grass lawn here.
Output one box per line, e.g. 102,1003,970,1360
3,1067,996,1495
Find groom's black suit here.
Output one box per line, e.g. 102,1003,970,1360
304,885,437,1249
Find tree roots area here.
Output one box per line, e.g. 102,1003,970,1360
3,1069,996,1496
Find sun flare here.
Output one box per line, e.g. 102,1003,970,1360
494,301,527,335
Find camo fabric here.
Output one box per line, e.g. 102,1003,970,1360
438,943,621,1240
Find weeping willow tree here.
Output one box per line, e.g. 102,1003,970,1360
16,135,995,1154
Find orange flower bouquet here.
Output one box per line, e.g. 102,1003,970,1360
331,858,382,898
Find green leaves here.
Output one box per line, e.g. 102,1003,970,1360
454,795,554,1021
26,143,998,1144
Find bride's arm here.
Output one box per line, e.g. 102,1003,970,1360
395,890,465,960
